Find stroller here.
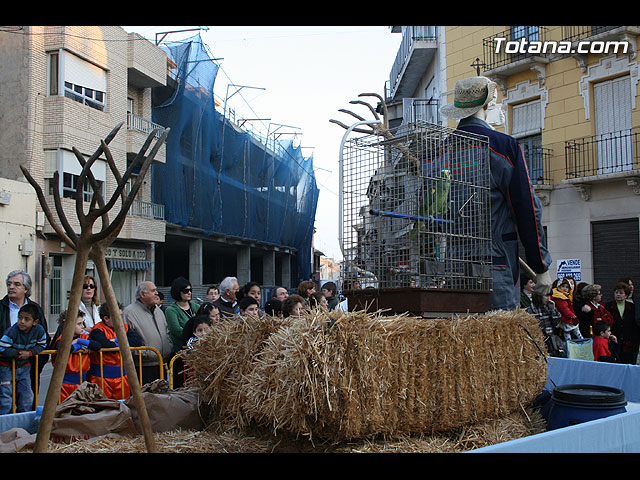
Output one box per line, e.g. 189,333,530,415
527,298,567,358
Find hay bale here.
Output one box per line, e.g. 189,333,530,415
184,308,547,441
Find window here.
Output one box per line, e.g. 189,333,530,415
62,172,103,202
48,50,107,112
64,81,106,112
518,135,545,184
49,255,62,321
48,52,58,96
511,26,539,42
594,75,633,174
511,99,546,184
511,99,542,138
51,149,107,202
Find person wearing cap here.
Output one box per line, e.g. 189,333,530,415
441,76,552,311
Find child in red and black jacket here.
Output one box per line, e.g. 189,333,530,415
551,278,582,341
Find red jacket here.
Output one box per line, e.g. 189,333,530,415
587,302,614,326
551,288,578,325
593,335,613,361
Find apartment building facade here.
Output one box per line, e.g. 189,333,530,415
0,26,168,329
388,25,640,301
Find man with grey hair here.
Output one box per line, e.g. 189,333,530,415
213,276,239,317
272,286,289,303
122,280,173,385
0,270,50,407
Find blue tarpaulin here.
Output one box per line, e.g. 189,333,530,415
151,34,318,281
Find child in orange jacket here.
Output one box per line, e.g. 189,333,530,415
87,303,142,400
52,310,101,402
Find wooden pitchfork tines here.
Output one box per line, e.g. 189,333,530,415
21,121,170,453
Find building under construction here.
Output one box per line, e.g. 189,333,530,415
151,34,319,297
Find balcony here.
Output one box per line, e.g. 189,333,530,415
482,27,550,90
389,26,438,100
402,98,440,126
560,26,640,69
126,112,167,164
120,199,166,242
127,112,166,139
564,127,640,199
524,145,553,186
127,32,167,89
127,199,165,220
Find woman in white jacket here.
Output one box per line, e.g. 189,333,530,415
78,275,101,329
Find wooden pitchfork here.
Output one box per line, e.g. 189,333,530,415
21,122,169,453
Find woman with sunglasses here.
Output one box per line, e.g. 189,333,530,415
79,275,101,329
165,277,201,354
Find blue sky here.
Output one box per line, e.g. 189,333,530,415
123,26,403,261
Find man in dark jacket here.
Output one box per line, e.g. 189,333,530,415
321,281,339,311
0,270,50,406
441,77,552,310
213,276,240,317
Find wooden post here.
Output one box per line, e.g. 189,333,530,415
91,248,157,453
33,241,90,452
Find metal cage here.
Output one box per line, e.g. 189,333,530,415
339,120,493,306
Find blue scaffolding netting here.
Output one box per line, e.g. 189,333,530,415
151,34,319,282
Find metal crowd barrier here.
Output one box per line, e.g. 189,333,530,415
1,346,168,414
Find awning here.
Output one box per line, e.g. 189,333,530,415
108,259,152,271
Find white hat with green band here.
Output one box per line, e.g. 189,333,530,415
441,76,498,120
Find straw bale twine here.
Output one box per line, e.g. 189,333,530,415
184,308,547,441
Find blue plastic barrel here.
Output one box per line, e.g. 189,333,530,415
547,384,627,430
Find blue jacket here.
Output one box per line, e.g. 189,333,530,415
0,323,48,368
456,117,552,310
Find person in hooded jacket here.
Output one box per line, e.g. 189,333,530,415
551,278,581,341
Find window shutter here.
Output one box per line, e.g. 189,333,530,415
511,100,541,138
63,51,107,93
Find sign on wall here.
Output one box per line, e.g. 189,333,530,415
105,247,147,260
557,258,581,281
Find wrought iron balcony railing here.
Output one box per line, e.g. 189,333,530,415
403,98,440,126
523,145,553,185
565,127,640,179
561,26,624,43
482,26,549,71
